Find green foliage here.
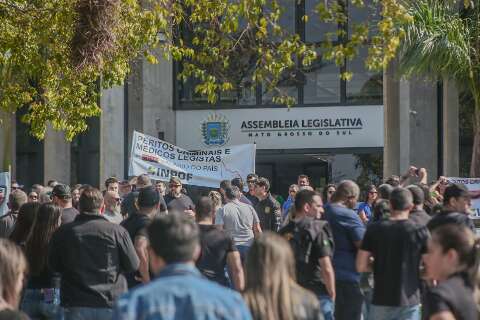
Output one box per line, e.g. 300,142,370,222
0,0,163,140
399,0,480,176
0,0,411,140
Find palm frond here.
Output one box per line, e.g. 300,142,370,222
399,0,472,85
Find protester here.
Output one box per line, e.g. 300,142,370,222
103,191,123,224
39,188,53,204
9,202,41,246
28,191,39,203
164,177,195,216
298,174,310,187
105,177,119,193
11,181,23,191
208,190,222,220
231,177,253,206
51,184,79,225
254,177,281,232
22,203,63,320
357,187,429,320
31,184,44,196
282,184,298,220
244,173,259,206
407,184,431,226
215,186,262,262
0,239,29,320
372,199,390,222
324,180,365,320
112,214,252,320
377,183,393,200
0,189,28,238
427,183,475,232
422,224,479,320
121,174,164,217
118,180,132,200
243,232,323,320
49,186,139,320
71,185,81,210
121,186,161,288
322,184,336,205
155,180,167,197
219,180,232,204
195,197,244,290
357,185,377,224
279,189,335,320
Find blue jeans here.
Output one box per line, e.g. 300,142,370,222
368,304,420,320
236,244,250,263
64,307,112,320
318,295,335,320
21,289,63,320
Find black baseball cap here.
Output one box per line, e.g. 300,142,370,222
137,186,160,208
51,184,71,199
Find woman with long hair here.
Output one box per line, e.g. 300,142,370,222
423,223,480,320
357,185,377,224
0,239,29,319
21,203,62,320
9,202,41,246
243,232,322,320
322,184,336,205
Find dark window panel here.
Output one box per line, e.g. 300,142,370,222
346,47,383,104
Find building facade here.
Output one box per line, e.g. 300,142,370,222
0,1,460,195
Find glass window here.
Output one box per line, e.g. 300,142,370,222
262,83,298,104
346,47,382,103
218,85,257,105
303,49,341,104
348,0,380,38
305,0,338,43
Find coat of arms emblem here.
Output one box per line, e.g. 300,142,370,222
201,113,230,146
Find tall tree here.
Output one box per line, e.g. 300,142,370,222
399,0,480,176
0,0,410,140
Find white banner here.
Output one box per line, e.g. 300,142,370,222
176,105,384,150
447,177,480,219
128,131,255,188
0,172,10,217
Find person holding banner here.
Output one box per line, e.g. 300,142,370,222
164,177,195,217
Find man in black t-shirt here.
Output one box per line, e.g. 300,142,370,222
407,184,431,227
357,187,429,320
121,186,161,288
195,197,244,290
121,175,167,218
428,183,475,232
164,177,195,216
51,184,79,225
279,189,335,320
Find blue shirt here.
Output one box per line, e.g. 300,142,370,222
282,195,294,219
113,263,252,320
357,202,373,221
325,204,366,283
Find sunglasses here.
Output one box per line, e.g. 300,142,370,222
29,195,38,200
114,198,121,203
170,184,181,188
328,190,335,194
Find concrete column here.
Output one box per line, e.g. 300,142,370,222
100,85,125,184
442,78,460,176
383,60,411,177
142,47,175,144
408,79,438,177
44,125,70,184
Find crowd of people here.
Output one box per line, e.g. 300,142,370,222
0,166,478,320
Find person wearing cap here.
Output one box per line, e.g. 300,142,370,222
51,184,79,225
121,174,167,218
254,177,281,232
407,184,431,227
121,186,162,288
164,177,195,216
0,189,28,238
49,186,139,320
427,183,475,232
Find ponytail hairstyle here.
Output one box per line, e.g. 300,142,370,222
431,224,480,308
